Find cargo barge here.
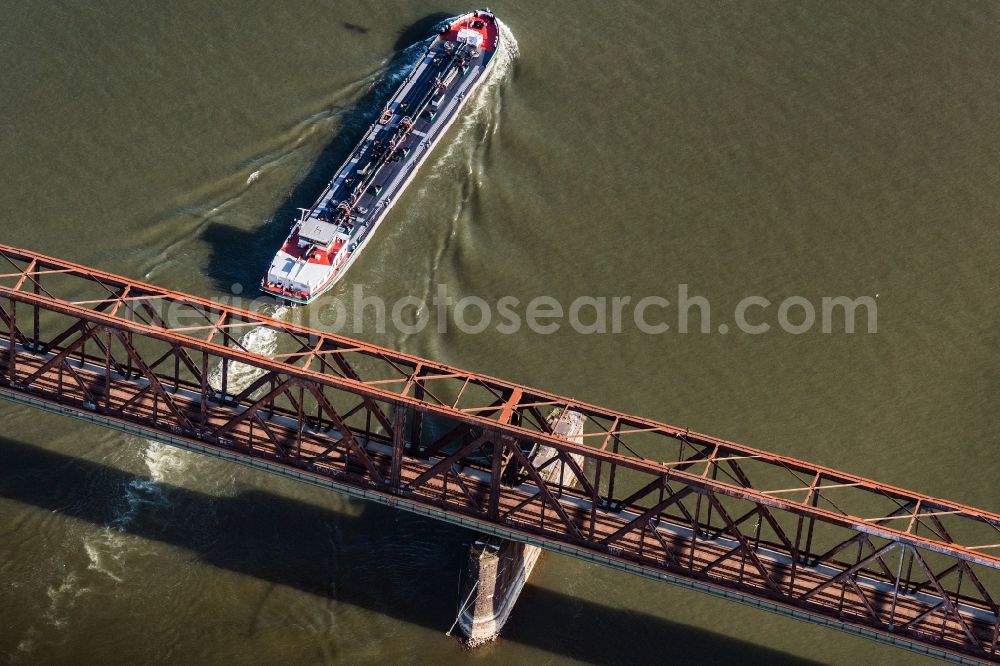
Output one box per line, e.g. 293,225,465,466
262,10,502,304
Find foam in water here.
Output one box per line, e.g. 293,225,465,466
83,535,124,583
207,304,288,394
425,19,519,173
44,572,90,630
80,305,293,591
15,627,39,655
406,19,519,319
169,303,290,482
119,439,190,516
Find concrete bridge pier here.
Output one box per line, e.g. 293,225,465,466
453,409,584,646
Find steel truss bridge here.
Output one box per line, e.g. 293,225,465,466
0,244,997,664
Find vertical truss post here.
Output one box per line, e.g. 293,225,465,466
199,350,209,428
689,490,703,571
488,433,504,521
125,329,134,380
7,297,16,384
295,383,305,459
103,327,112,413
220,328,229,399
804,480,821,566
608,438,619,500
589,459,602,540
173,346,180,392
31,267,40,349
705,463,718,528
409,375,424,447
390,404,407,490
790,512,805,595
904,522,917,594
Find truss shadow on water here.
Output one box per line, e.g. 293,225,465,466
0,435,817,665
200,12,454,294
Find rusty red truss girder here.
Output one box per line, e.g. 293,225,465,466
0,243,998,663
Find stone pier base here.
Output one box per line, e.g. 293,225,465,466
454,410,584,646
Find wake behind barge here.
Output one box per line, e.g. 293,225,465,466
262,10,502,304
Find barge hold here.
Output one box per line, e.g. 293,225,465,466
262,10,502,304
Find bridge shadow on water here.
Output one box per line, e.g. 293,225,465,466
201,13,455,293
0,435,817,665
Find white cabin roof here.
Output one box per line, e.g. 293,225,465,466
299,218,339,246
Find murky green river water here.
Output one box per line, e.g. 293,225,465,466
1,1,999,663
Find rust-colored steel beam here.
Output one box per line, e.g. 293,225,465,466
0,243,998,664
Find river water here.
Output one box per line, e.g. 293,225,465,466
1,1,999,664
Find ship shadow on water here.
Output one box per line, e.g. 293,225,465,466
0,436,816,665
200,12,455,295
